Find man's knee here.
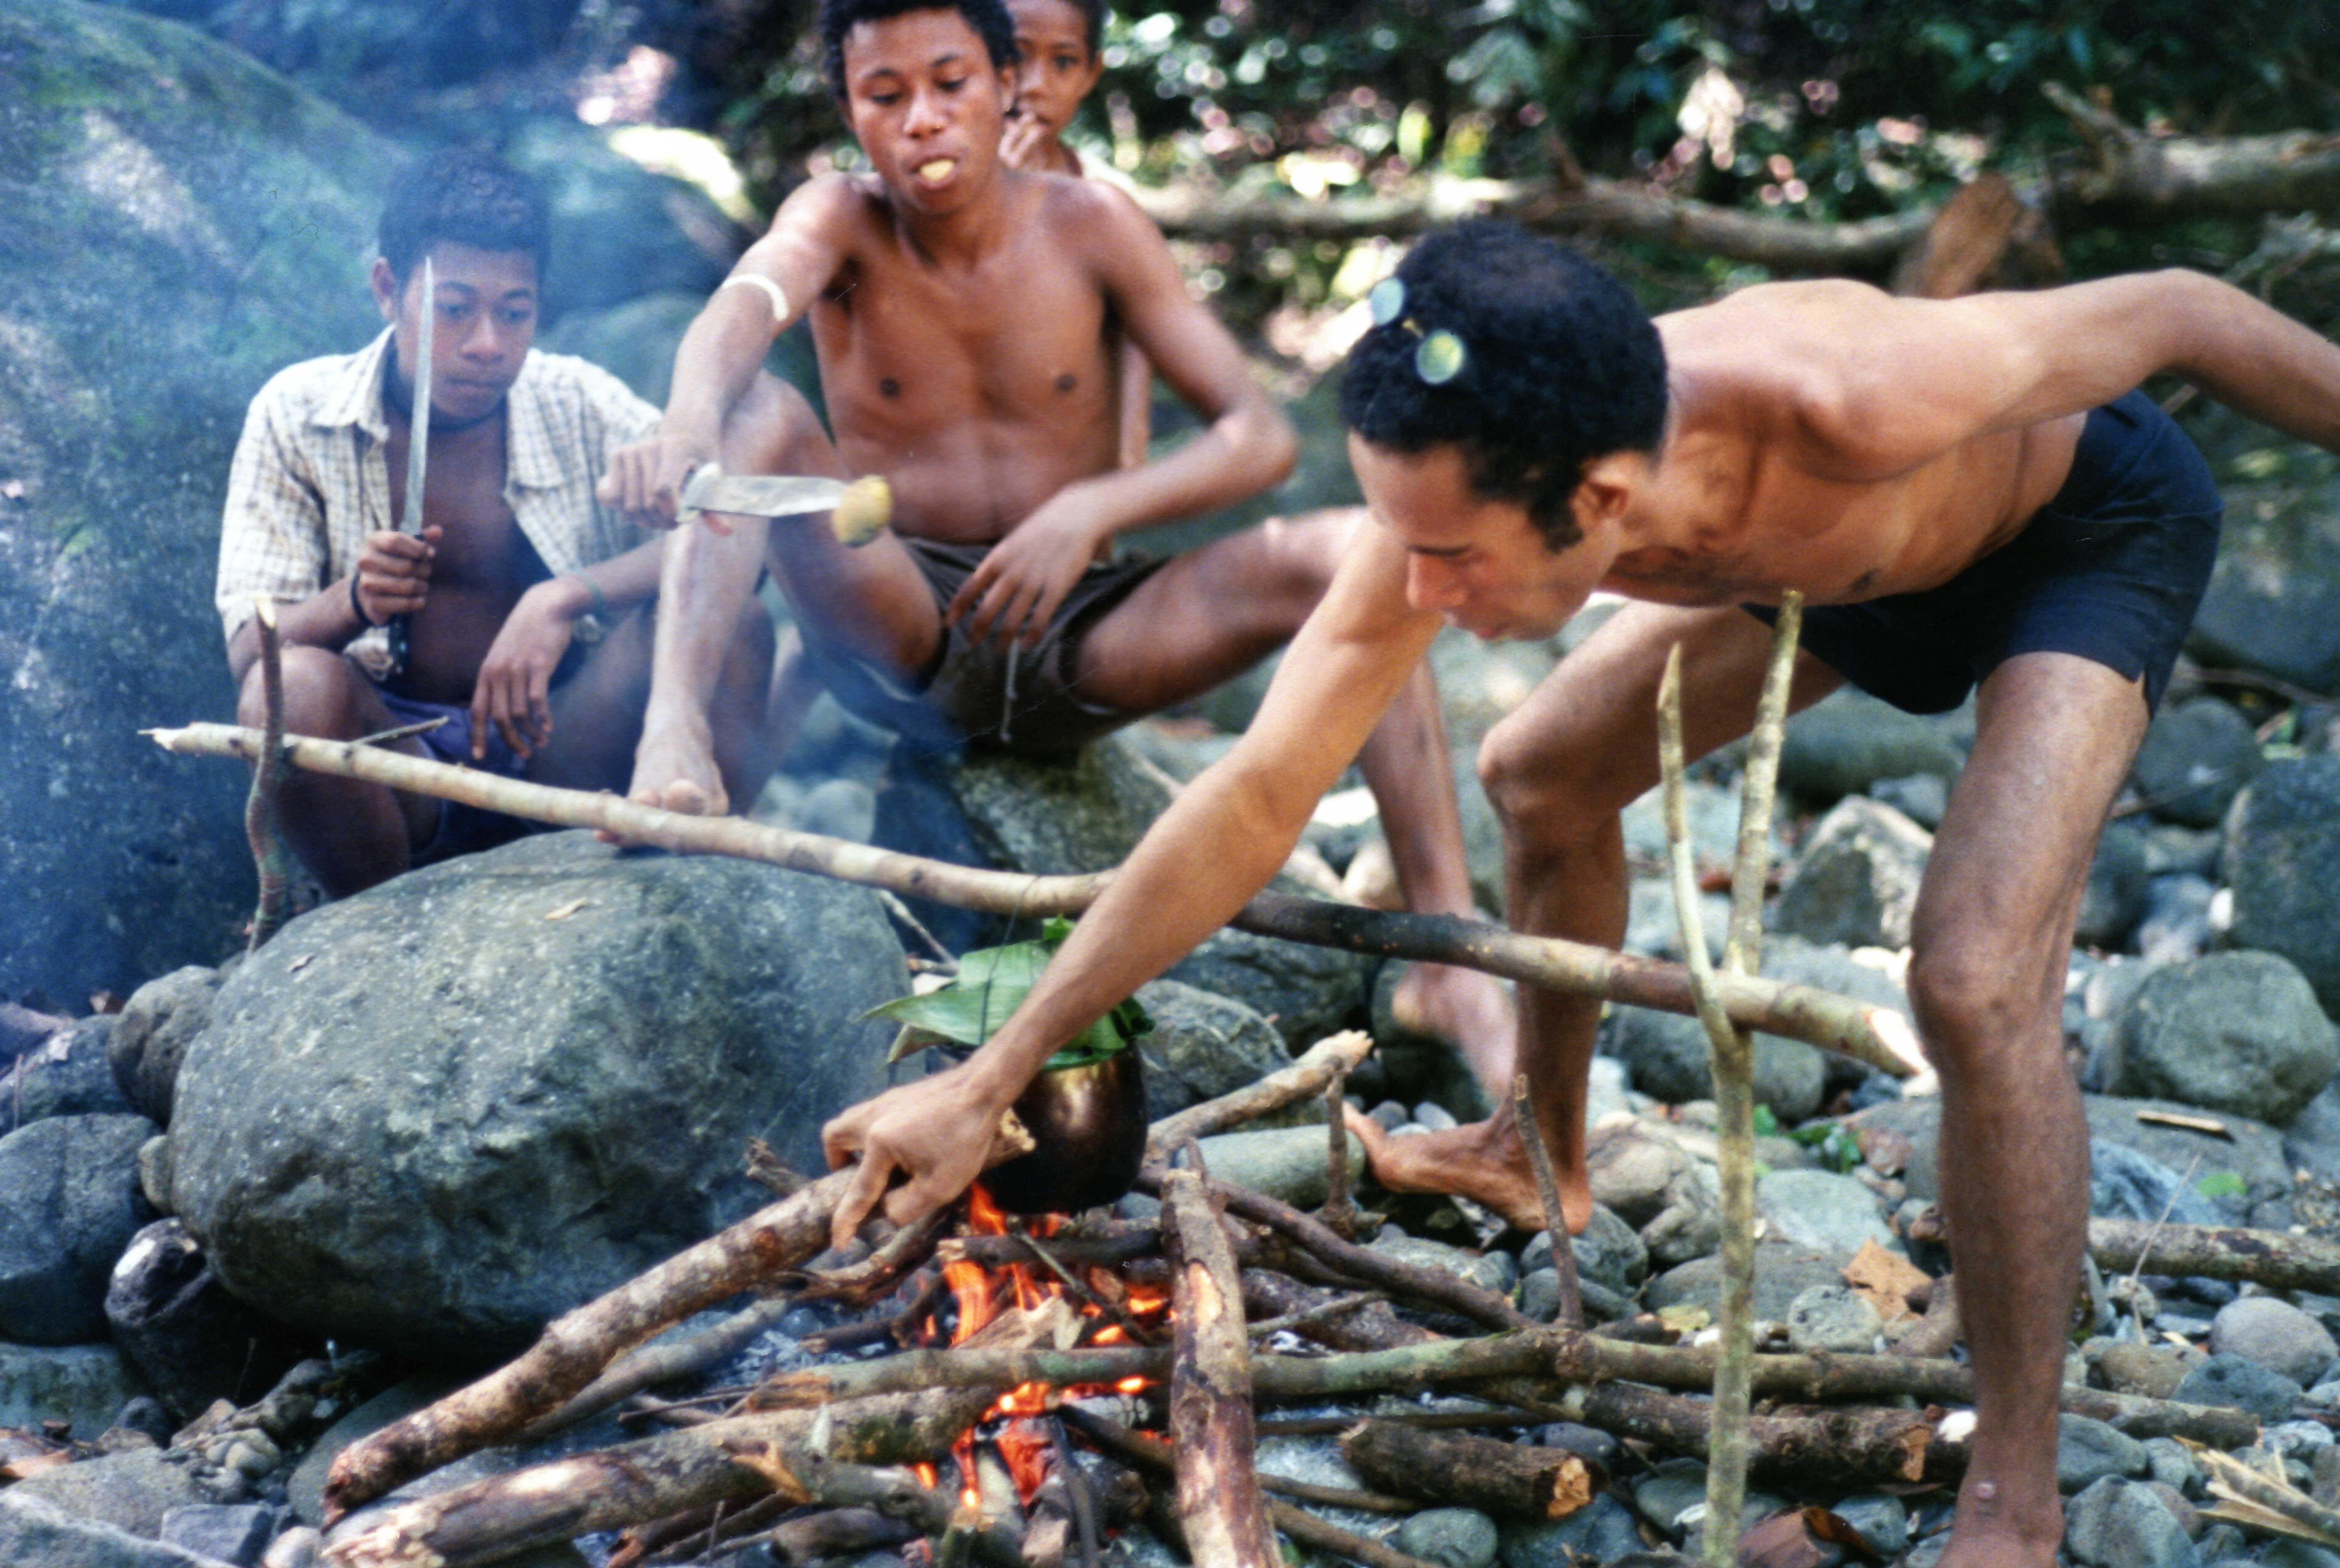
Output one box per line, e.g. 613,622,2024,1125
724,373,838,476
1905,926,2063,1067
238,645,366,736
1477,707,1623,846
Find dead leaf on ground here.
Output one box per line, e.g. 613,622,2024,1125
1854,1124,1913,1177
1843,1238,1930,1325
544,898,592,922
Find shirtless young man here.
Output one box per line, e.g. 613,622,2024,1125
598,0,1511,1060
822,221,2340,1568
216,151,774,896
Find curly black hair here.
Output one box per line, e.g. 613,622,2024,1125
1340,222,1667,552
377,151,548,285
821,0,1020,99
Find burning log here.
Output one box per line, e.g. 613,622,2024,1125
1162,1160,1280,1568
327,1120,1033,1518
322,1301,1078,1567
1342,1421,1601,1520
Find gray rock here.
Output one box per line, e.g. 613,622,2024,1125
2142,1436,2201,1497
504,118,739,323
1395,1508,1501,1568
1,1018,133,1132
0,1342,150,1438
1646,1242,1856,1321
2059,1414,2150,1493
1771,797,1933,951
1622,778,1778,875
2224,756,2340,1012
9,1446,204,1539
2189,475,2340,697
0,1113,157,1343
107,1219,309,1420
2134,699,2264,830
2171,1354,2306,1423
1610,1007,1825,1123
2098,1345,2193,1402
536,289,707,407
874,737,1370,1045
1630,1458,1713,1535
1871,773,1949,829
1757,1169,1897,1255
2078,822,2152,951
1523,1203,1647,1297
0,0,397,1003
794,778,876,842
160,1502,280,1567
1586,1123,1695,1228
1785,1283,1883,1353
2261,1545,2340,1568
1636,1161,1725,1270
2142,825,2224,879
169,833,901,1362
2210,1297,2338,1387
2105,953,2339,1125
1131,980,1289,1122
109,968,222,1126
287,1375,468,1527
2267,1420,2336,1459
1519,1269,1566,1323
2288,1082,2340,1184
2064,1477,2199,1568
1829,1492,1909,1557
2136,875,2218,964
1848,1096,2291,1211
0,1490,219,1568
1778,690,1967,804
1624,875,1730,964
1499,1493,1643,1568
1194,1126,1362,1209
138,1138,172,1215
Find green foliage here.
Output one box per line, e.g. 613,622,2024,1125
863,917,1154,1072
2196,1171,2248,1201
1788,1117,1864,1174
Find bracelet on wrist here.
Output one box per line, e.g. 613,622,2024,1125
567,573,610,621
348,574,376,628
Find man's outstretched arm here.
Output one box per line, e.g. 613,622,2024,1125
1754,271,2340,478
823,531,1441,1243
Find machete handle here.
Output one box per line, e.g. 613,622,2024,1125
831,475,892,547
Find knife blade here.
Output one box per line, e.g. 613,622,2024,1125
678,467,893,546
388,253,433,670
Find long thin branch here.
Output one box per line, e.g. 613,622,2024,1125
149,723,1917,1076
1164,1162,1279,1568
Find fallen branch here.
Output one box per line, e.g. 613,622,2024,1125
2090,1219,2340,1296
2042,82,2340,220
324,1302,1076,1567
2192,1441,2340,1548
327,1116,1034,1518
1164,1160,1279,1568
1343,1421,1600,1520
516,1294,796,1446
150,723,1916,1076
1515,1072,1585,1330
1060,1407,1449,1568
1144,1031,1374,1158
1560,1382,1959,1488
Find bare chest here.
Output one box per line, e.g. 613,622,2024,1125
382,418,536,590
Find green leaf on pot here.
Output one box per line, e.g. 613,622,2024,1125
864,918,1152,1071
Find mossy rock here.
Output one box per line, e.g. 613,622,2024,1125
0,0,399,996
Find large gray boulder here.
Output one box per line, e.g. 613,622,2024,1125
2105,952,2339,1125
873,735,1371,1048
0,0,399,999
0,1114,158,1344
2224,756,2340,1012
1607,1006,1825,1123
168,833,904,1362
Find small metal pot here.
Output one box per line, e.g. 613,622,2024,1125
979,1046,1148,1216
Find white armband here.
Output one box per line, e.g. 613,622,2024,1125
718,272,791,327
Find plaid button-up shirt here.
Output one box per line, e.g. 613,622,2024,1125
215,328,662,679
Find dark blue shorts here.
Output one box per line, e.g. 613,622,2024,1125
372,687,547,864
1746,390,2223,715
